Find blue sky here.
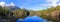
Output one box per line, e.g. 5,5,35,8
0,0,60,11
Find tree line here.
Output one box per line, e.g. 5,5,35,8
0,6,60,22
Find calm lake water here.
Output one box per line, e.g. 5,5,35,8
16,16,48,22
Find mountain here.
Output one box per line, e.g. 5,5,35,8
0,5,20,11
6,6,20,10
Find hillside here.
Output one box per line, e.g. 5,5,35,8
37,6,60,22
0,5,60,22
0,5,30,18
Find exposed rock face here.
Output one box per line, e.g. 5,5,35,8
51,10,60,20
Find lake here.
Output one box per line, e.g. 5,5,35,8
16,16,48,22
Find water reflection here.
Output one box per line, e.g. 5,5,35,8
16,19,23,22
16,16,47,22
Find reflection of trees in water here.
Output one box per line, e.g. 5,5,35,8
59,13,60,19
46,12,60,22
27,11,29,16
0,11,17,22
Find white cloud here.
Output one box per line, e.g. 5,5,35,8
45,0,59,2
10,2,15,6
44,0,59,7
0,1,15,6
57,3,60,6
0,1,5,7
6,2,15,6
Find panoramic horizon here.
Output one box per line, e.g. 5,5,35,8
0,0,60,22
0,0,60,11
